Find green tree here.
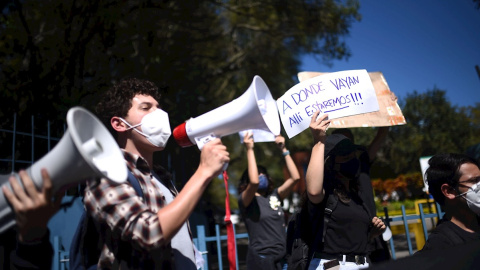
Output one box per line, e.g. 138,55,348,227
385,88,478,175
0,0,360,119
0,0,361,210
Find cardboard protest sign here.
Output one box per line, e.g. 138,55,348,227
298,71,406,129
277,69,380,138
238,129,276,143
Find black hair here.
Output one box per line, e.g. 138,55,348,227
324,153,360,204
324,134,360,204
237,165,273,195
426,153,479,206
332,128,355,143
96,78,162,137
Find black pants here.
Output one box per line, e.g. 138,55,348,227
246,249,285,270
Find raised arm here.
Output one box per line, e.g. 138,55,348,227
276,135,301,200
86,139,230,247
305,111,330,204
156,138,230,242
367,126,389,162
239,131,259,207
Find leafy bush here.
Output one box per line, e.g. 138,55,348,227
375,199,417,215
371,172,425,202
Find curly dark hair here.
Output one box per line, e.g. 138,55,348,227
96,78,162,136
426,153,479,206
237,165,273,196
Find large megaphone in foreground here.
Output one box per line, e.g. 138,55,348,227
0,106,128,233
173,75,281,149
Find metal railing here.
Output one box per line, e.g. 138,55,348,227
382,202,444,259
0,114,63,172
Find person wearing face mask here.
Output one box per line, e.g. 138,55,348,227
331,128,391,264
415,153,480,253
237,132,300,270
82,78,230,269
303,111,386,270
368,153,480,270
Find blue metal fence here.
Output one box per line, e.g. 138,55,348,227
382,203,443,259
0,114,63,172
194,224,249,270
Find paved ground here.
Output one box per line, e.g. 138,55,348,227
390,233,418,259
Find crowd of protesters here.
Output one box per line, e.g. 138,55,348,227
1,78,479,270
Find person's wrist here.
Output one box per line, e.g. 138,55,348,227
19,227,48,243
313,140,325,149
282,149,290,156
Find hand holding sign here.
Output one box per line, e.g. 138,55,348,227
309,111,331,144
277,69,379,138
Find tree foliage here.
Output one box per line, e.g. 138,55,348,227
0,0,360,209
383,89,480,175
0,0,360,119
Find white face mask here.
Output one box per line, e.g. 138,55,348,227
456,183,480,216
120,109,171,148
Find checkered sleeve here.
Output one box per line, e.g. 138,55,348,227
84,178,167,250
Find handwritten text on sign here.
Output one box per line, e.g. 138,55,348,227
276,70,379,138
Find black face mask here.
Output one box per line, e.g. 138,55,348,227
334,158,360,179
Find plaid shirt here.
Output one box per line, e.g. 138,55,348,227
84,150,178,269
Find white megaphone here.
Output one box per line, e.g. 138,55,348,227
0,106,128,233
173,75,281,150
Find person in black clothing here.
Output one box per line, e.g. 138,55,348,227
1,168,63,269
371,153,480,270
369,239,480,270
331,128,391,263
416,153,480,252
304,111,386,270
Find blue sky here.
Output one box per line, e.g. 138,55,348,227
300,0,480,108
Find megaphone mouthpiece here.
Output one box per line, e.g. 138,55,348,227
173,122,193,147
82,138,103,157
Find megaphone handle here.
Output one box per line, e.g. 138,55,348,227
222,162,229,171
195,134,228,171
194,133,218,150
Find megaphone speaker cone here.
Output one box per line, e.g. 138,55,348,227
66,107,128,184
172,75,281,149
0,106,128,233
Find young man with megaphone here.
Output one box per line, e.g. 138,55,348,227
80,78,230,269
